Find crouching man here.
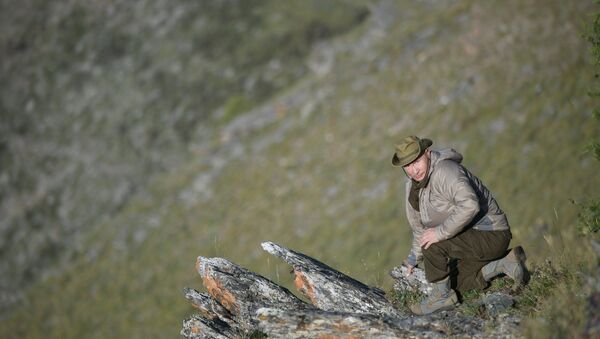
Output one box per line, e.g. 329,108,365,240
392,136,529,315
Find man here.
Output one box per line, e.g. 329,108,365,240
392,136,528,315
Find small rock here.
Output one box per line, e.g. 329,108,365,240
389,266,432,295
481,292,514,317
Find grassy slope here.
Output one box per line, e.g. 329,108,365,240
2,0,599,338
0,0,367,304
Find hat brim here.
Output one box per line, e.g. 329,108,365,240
421,138,433,150
392,153,402,166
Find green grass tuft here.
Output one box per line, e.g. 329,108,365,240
575,199,600,236
389,287,425,313
514,260,571,315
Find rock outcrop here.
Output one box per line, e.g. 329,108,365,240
182,242,522,338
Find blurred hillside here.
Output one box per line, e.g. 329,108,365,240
0,0,367,313
1,0,599,338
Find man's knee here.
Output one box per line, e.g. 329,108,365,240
422,242,446,259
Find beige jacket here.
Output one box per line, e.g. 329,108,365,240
405,148,509,266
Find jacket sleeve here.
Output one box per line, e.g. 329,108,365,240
434,161,480,241
405,182,425,266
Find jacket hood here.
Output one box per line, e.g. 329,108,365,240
430,147,463,167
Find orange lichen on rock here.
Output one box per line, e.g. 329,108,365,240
294,269,318,305
203,276,238,314
196,257,239,314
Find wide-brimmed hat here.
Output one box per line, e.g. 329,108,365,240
392,136,433,167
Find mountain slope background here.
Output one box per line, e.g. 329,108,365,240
1,0,599,338
0,0,368,313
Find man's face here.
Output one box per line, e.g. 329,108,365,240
403,149,430,182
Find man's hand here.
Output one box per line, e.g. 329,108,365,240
419,228,439,249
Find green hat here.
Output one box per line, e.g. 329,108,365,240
392,136,433,167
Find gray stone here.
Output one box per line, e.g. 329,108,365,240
482,292,515,317
390,265,433,295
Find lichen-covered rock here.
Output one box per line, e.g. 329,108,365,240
192,256,313,336
183,242,526,338
183,288,238,330
261,241,400,318
390,265,433,295
180,315,235,339
255,307,414,338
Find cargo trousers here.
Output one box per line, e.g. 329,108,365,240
422,227,512,292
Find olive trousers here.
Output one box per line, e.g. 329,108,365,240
422,228,512,292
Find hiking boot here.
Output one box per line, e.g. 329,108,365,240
481,246,530,287
409,276,459,315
